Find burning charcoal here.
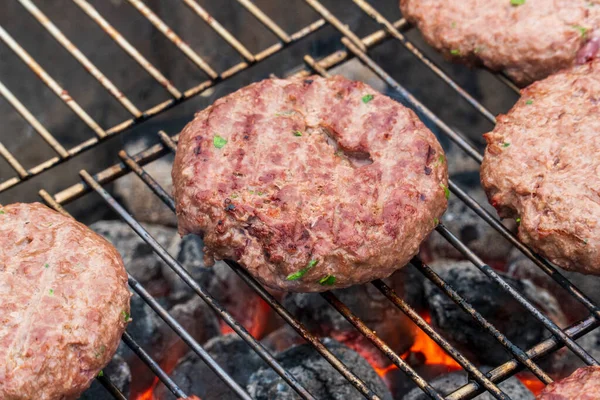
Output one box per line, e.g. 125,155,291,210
91,220,179,297
424,260,567,366
560,326,600,376
506,248,600,323
424,172,515,264
117,292,219,396
283,280,416,368
164,234,273,338
262,325,306,354
114,138,177,227
247,338,393,400
154,335,269,400
79,354,131,399
402,369,534,400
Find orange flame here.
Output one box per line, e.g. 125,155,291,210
135,376,158,400
516,374,545,396
220,297,271,338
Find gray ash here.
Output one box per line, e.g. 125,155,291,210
247,338,393,400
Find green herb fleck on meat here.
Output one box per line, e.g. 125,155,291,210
49,289,54,295
502,142,510,147
435,154,445,167
362,94,374,104
293,130,303,137
516,217,521,224
213,135,227,149
318,275,336,286
451,22,457,28
98,370,104,377
526,99,534,105
510,0,525,6
440,183,450,199
286,259,319,281
95,345,106,358
474,46,485,54
44,263,49,268
433,217,439,225
0,210,4,215
122,310,131,322
583,239,589,245
573,25,589,39
230,194,239,199
450,49,460,56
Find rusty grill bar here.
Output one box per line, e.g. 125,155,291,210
3,1,600,399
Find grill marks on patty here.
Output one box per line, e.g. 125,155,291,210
172,75,448,292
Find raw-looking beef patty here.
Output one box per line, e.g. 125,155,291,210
481,61,600,275
400,0,600,86
172,75,448,292
537,366,600,399
0,203,131,400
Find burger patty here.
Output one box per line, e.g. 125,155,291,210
172,75,448,292
400,0,600,86
0,203,131,400
481,61,600,275
537,366,600,399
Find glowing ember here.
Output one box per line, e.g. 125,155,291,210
220,297,271,338
402,313,461,371
516,374,545,396
374,363,399,377
135,376,158,400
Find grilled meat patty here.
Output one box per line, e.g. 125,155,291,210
481,61,600,275
172,75,448,292
537,366,600,399
400,0,600,86
0,203,131,400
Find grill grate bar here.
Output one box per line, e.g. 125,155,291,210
0,24,107,138
448,316,600,400
448,180,600,318
304,0,367,52
0,11,328,194
125,0,219,79
410,257,552,384
72,0,182,99
0,80,69,158
18,0,143,117
96,374,128,400
119,147,387,400
235,0,291,43
126,276,252,399
340,36,483,164
79,169,317,400
180,0,255,62
372,279,509,399
436,223,600,367
121,331,188,399
350,0,496,124
321,291,444,400
0,142,29,178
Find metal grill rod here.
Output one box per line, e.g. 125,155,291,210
0,25,106,138
121,331,188,399
97,375,128,400
372,279,509,399
436,223,600,367
19,0,143,117
79,170,318,400
409,257,552,384
447,316,600,400
125,0,219,79
72,0,182,99
117,148,389,400
235,0,291,43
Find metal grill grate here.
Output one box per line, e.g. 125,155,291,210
3,1,600,399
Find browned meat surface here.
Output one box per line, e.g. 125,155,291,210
172,75,448,292
0,203,131,400
481,61,600,275
400,0,600,86
538,366,600,399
